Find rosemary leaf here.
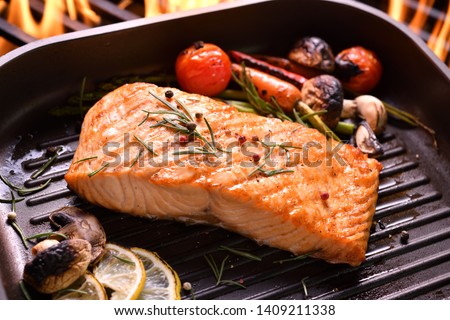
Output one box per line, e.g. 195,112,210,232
219,245,262,261
58,288,88,295
31,147,62,179
10,221,28,249
17,179,52,196
262,168,295,177
296,101,341,142
73,156,98,164
219,280,246,289
248,162,267,177
172,149,217,156
148,90,188,120
130,150,142,168
273,250,319,264
204,117,216,150
112,254,135,265
26,232,68,241
301,276,309,297
175,98,194,121
204,255,221,282
138,110,150,126
19,280,32,300
0,197,25,204
87,163,109,178
133,135,158,156
0,174,20,191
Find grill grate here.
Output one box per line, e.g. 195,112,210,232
3,120,448,300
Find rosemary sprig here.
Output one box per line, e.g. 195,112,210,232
87,163,109,178
219,245,262,261
133,135,158,156
73,156,98,164
31,146,63,179
149,90,190,121
204,254,246,289
296,101,341,142
232,64,292,122
0,174,51,196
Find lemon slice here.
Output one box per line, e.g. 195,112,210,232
53,273,107,300
93,243,145,300
131,247,181,300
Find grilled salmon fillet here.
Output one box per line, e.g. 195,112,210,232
65,83,382,266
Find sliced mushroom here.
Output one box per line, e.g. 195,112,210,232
288,36,335,72
49,207,106,264
342,95,387,135
23,239,92,294
301,74,344,128
354,121,384,157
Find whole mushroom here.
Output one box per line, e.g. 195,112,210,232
353,121,384,157
288,36,335,73
23,239,92,294
342,95,387,135
49,207,106,264
301,74,344,129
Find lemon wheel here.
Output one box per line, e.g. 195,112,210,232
131,247,181,300
52,273,107,300
93,243,146,300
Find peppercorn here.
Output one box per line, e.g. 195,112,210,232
252,154,261,163
186,122,197,132
320,192,329,200
238,135,247,145
400,230,409,244
165,90,174,98
195,112,203,120
183,282,192,291
251,135,259,142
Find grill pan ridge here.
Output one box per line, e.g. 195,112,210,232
1,0,450,300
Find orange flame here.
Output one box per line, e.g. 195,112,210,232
388,0,450,66
0,0,99,55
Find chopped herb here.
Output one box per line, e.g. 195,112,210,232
31,146,62,179
111,254,135,265
133,135,158,156
87,163,109,178
26,232,68,241
73,156,98,164
219,245,262,261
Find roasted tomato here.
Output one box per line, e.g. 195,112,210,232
335,46,382,94
175,41,231,96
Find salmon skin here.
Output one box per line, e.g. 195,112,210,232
65,83,382,266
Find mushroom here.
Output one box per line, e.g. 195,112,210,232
288,36,335,73
301,74,344,128
23,239,92,294
49,207,106,264
342,95,387,135
354,121,384,157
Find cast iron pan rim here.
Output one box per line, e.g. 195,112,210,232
0,0,448,79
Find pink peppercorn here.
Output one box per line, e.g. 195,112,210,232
320,192,329,200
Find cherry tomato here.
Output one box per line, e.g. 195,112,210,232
175,41,231,96
335,46,382,94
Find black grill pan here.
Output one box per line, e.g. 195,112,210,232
1,0,450,300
